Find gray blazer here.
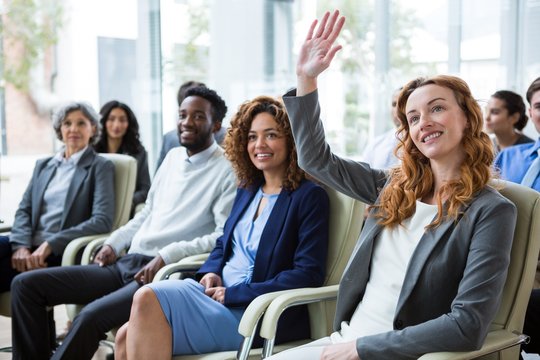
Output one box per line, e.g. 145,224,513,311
10,147,115,256
283,90,517,359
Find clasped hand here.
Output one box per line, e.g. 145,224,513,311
11,241,52,272
200,272,226,304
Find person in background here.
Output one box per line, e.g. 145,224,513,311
10,86,237,360
495,77,540,358
94,100,151,212
0,101,115,293
270,10,516,359
485,90,533,153
156,80,206,169
114,95,329,359
360,88,402,169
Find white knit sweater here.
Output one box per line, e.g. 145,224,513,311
105,142,237,264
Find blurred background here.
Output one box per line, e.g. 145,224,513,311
0,0,539,224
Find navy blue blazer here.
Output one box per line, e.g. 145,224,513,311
197,179,329,343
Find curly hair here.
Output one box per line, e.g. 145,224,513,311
491,90,529,131
372,75,494,228
52,101,101,144
94,100,144,155
223,95,305,190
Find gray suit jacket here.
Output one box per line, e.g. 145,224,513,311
283,90,517,359
10,147,115,256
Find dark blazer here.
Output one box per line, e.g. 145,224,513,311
283,89,517,360
198,179,329,343
10,147,115,256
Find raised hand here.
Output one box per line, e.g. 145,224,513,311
297,10,346,95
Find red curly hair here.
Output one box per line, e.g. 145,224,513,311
223,96,305,190
372,75,495,228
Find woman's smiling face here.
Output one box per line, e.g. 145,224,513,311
405,84,469,168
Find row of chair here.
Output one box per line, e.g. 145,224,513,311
71,180,540,360
1,153,540,359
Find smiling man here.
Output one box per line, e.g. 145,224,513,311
10,86,237,360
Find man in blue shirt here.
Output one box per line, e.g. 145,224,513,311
496,77,540,358
495,77,540,192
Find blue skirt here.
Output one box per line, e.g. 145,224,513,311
147,278,245,355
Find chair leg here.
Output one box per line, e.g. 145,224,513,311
262,338,275,359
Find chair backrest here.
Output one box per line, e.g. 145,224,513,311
99,153,138,230
488,181,540,334
308,186,365,338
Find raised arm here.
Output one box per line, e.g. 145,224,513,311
296,10,345,96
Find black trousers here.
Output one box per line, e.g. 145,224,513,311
522,289,540,355
11,253,152,360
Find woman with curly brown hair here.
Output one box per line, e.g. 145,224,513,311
269,10,517,360
113,96,330,359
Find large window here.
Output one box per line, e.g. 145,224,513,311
1,0,539,223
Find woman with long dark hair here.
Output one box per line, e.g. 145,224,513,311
94,101,151,210
113,96,330,359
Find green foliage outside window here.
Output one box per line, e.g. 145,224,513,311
1,0,63,93
317,0,418,155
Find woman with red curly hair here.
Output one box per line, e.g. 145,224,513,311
269,10,517,360
113,96,330,359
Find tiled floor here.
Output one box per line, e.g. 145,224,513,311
0,306,113,360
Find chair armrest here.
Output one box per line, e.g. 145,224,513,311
0,222,11,234
61,234,110,266
80,236,110,265
237,289,305,338
177,253,210,265
417,329,529,360
153,253,210,282
259,284,340,340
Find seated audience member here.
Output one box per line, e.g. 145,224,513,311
269,11,517,360
157,81,228,171
495,77,540,357
10,86,237,360
495,77,540,192
114,95,330,359
485,90,533,153
94,100,151,212
156,80,205,169
360,88,401,169
0,101,114,293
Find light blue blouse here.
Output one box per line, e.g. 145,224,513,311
222,187,279,287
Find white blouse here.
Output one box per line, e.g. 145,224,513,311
333,200,438,343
